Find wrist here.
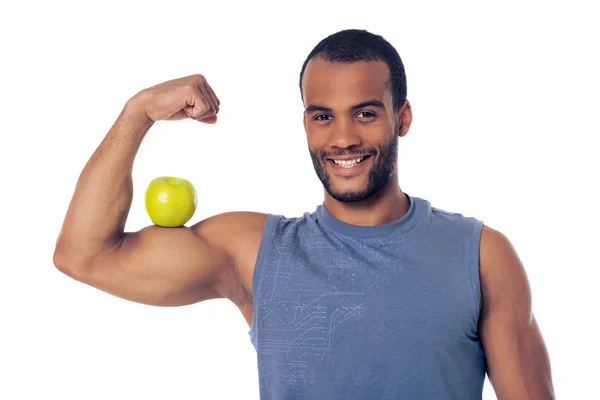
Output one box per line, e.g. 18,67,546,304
124,91,154,128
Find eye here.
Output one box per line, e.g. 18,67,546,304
357,111,375,118
314,114,332,121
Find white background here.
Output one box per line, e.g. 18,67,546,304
1,0,598,398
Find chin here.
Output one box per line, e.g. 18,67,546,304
331,193,369,203
326,169,393,203
326,183,372,203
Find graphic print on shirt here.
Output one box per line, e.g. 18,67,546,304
254,230,406,388
250,198,487,399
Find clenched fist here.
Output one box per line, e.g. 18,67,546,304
129,74,220,125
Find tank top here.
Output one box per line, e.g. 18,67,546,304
249,192,487,399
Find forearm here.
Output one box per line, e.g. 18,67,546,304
54,97,152,268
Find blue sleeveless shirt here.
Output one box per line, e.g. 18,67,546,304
249,193,487,399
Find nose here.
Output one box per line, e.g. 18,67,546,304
327,117,362,149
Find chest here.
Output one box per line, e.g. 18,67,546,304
252,240,478,346
250,243,484,397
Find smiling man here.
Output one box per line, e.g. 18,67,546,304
54,29,556,399
303,57,408,222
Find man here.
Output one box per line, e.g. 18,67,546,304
54,29,555,399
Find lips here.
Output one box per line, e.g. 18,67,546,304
327,154,371,162
326,154,372,176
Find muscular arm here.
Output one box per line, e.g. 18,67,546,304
53,99,151,266
62,211,266,307
53,78,265,307
478,225,556,399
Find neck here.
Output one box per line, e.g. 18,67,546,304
323,174,409,227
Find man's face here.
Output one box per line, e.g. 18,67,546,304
302,58,403,203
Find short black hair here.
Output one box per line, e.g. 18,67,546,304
299,29,407,112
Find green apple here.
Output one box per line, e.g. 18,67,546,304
144,176,197,227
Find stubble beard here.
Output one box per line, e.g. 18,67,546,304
309,130,398,203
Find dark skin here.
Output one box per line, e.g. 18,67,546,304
303,58,412,226
302,58,555,398
56,59,555,399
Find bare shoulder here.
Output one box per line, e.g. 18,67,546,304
479,225,523,277
191,211,268,304
478,224,532,313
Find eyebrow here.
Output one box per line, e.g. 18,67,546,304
304,99,385,114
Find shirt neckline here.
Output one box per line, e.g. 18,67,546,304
317,192,424,239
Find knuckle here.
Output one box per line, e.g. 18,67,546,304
204,105,215,116
200,99,211,111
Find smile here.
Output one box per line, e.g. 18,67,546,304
326,155,372,175
330,156,369,168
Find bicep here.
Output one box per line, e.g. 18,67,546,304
78,224,233,307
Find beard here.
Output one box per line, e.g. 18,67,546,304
309,128,398,203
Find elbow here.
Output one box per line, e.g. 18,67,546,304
53,249,91,282
53,247,78,277
53,240,86,277
53,236,69,271
53,248,70,272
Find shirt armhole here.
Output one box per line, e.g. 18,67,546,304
249,213,281,345
470,219,484,325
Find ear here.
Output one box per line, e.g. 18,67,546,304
397,100,413,137
303,112,307,132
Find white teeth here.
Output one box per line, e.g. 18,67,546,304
333,156,365,168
